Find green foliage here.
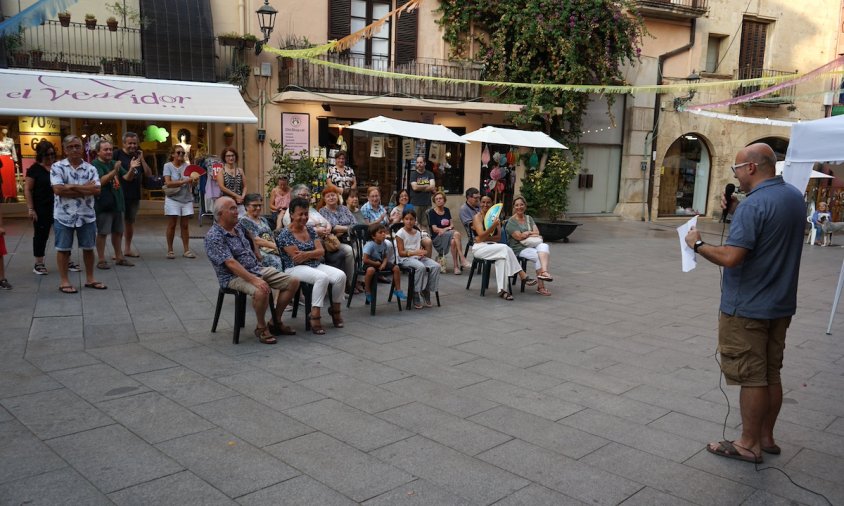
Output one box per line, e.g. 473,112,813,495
266,140,322,196
105,2,150,28
518,151,578,221
435,0,646,148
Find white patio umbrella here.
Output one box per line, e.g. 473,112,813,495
775,161,833,179
460,125,568,149
347,116,468,143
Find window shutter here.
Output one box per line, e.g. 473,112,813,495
395,0,418,66
738,20,767,78
140,0,216,82
329,0,351,41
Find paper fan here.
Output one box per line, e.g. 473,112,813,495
184,165,206,177
484,203,503,230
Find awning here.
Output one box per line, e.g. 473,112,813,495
347,115,468,143
461,125,568,149
0,69,257,123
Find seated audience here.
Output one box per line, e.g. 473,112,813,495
394,209,440,308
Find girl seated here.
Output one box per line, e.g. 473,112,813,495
395,209,440,308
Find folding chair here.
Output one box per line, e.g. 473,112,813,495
211,286,277,344
346,224,402,315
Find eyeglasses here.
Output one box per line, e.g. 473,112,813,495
730,162,752,174
65,144,83,150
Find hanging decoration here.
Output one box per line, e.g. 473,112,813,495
529,151,539,168
481,145,490,167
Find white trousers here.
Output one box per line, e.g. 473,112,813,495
518,242,549,272
285,264,347,308
472,242,522,292
399,256,441,293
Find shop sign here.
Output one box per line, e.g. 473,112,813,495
282,113,309,157
18,116,60,157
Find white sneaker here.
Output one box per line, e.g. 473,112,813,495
438,256,446,273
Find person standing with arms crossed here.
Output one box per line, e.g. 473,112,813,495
685,143,804,464
408,156,436,231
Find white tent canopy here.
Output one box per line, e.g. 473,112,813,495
347,116,467,143
783,115,844,191
775,161,833,179
460,125,568,149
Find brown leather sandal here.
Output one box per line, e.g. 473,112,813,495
254,327,277,344
309,316,326,335
328,307,344,328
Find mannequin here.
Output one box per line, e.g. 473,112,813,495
176,128,192,164
0,127,19,202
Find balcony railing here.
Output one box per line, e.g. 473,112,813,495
635,0,709,19
4,19,144,75
733,67,797,106
279,55,485,102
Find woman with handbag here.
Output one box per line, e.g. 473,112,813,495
239,193,282,270
276,197,346,334
318,184,356,292
505,196,553,296
472,195,535,300
163,145,195,259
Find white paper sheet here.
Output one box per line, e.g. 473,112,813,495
677,216,698,272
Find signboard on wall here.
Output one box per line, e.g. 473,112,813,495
17,116,60,157
282,113,310,157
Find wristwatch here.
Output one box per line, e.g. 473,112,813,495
693,240,705,253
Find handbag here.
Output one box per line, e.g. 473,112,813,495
322,233,341,253
520,236,543,248
163,186,181,197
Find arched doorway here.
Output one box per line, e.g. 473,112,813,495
658,133,711,216
750,137,789,160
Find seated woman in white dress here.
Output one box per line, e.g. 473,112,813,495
471,195,536,300
276,197,347,334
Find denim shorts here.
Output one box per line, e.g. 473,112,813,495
54,221,96,251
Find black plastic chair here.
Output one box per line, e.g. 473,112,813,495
389,223,440,309
346,224,402,315
212,286,277,344
289,281,334,331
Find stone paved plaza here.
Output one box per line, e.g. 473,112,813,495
0,216,842,505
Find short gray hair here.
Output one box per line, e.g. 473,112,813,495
292,184,310,196
122,131,139,142
94,138,112,153
62,135,81,148
214,197,234,218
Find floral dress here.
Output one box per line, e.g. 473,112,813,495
276,225,321,271
238,215,283,270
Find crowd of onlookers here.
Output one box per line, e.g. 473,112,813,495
0,139,556,345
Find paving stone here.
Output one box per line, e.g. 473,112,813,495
48,424,183,493
0,361,63,399
387,338,479,366
619,487,696,506
50,363,149,403
237,475,356,506
297,372,409,414
543,381,669,424
87,343,177,375
739,490,819,506
156,429,297,498
560,408,703,462
322,335,415,362
476,439,641,505
266,432,414,502
381,376,498,418
133,366,239,406
622,384,743,427
459,379,584,421
492,483,588,506
25,350,101,372
372,435,530,505
245,351,335,382
828,416,844,436
774,419,844,458
190,395,313,447
162,346,253,378
97,391,215,444
581,442,758,505
784,447,844,485
646,411,734,445
285,398,412,451
313,351,412,385
600,363,713,397
217,370,323,411
519,342,620,371
455,357,564,392
0,419,66,484
109,470,236,505
0,388,113,439
83,323,139,348
454,340,546,368
0,467,112,505
468,405,608,459
363,479,474,506
383,355,487,389
378,402,512,456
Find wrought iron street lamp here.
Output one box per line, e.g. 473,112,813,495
255,0,278,55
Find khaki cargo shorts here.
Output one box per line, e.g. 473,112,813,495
718,312,790,387
228,267,294,295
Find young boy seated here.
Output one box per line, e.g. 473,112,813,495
363,222,406,304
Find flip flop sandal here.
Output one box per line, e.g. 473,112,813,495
268,322,297,336
706,440,762,464
761,444,781,455
254,327,277,344
166,251,176,259
84,282,108,290
537,272,554,282
96,261,111,270
115,259,135,267
125,252,140,258
523,278,537,286
498,290,514,301
59,285,78,294
536,287,552,296
183,251,197,259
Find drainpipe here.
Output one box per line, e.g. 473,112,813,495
646,19,696,221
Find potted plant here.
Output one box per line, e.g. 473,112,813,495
266,141,321,194
518,150,582,242
227,62,251,89
241,33,258,49
218,31,242,47
84,14,97,30
58,11,71,27
106,16,118,31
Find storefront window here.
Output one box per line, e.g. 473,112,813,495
658,134,710,216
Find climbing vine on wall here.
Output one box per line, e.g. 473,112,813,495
436,0,647,149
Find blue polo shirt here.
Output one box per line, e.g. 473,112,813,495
721,176,805,319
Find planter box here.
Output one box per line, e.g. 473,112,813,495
535,220,582,243
68,63,100,73
33,60,68,71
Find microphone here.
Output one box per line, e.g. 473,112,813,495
721,184,735,223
